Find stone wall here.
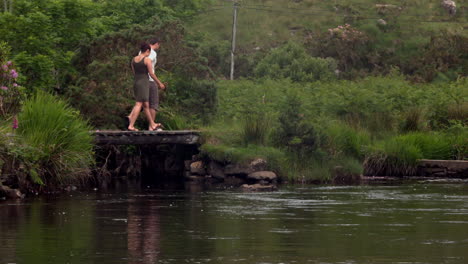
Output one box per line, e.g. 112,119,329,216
184,157,279,191
417,160,468,178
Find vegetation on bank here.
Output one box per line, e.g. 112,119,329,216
200,77,467,182
0,0,467,190
1,44,94,193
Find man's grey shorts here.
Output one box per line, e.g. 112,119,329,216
149,81,159,111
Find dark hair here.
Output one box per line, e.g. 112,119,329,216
149,38,160,45
140,43,151,53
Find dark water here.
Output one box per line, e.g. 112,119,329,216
1,182,468,264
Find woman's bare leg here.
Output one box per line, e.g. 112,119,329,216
128,102,143,131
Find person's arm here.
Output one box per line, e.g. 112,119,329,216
145,57,165,89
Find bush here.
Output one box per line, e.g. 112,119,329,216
15,92,94,185
254,41,337,82
272,92,318,153
0,44,25,121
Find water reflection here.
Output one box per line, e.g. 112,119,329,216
127,199,160,263
1,183,468,264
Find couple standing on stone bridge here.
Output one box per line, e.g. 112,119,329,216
127,38,166,132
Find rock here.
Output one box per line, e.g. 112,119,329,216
225,176,246,185
377,19,387,26
190,161,206,175
186,175,205,182
247,171,277,182
241,184,277,192
441,0,456,15
224,164,249,175
183,171,192,178
225,158,267,176
332,166,361,184
0,185,24,199
184,160,192,171
250,158,268,171
208,160,225,179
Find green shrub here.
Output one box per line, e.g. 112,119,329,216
15,92,94,185
0,45,26,120
254,41,337,82
272,92,319,153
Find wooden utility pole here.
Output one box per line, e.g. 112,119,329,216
230,1,239,80
3,0,12,13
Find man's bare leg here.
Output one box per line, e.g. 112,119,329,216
143,102,158,130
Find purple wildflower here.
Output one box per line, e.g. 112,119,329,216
13,83,18,87
10,69,18,79
1,86,7,91
6,61,12,66
2,65,7,71
12,117,18,129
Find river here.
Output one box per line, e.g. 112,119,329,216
1,181,468,264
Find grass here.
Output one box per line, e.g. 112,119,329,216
323,121,371,160
364,131,465,176
15,91,94,185
240,111,272,146
200,77,467,180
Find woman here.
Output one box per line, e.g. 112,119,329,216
127,43,161,131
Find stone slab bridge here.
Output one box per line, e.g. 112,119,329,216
93,130,200,145
91,130,201,179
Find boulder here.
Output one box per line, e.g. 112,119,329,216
224,158,267,176
332,166,361,184
225,176,246,185
190,161,206,175
184,160,192,171
441,0,456,15
0,185,24,199
247,171,277,182
241,184,277,192
377,19,387,26
208,160,225,179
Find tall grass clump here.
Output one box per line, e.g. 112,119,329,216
240,111,271,146
324,121,371,160
364,132,456,176
155,107,190,130
400,107,426,132
364,139,423,176
16,92,94,185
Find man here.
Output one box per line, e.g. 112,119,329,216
146,38,166,130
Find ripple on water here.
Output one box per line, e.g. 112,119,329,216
269,228,298,234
